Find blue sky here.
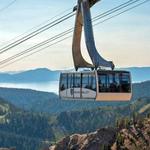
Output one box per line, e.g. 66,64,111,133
0,0,150,71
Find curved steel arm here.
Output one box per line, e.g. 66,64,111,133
72,1,94,71
72,0,114,70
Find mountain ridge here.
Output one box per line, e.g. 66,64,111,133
0,68,60,83
0,67,150,83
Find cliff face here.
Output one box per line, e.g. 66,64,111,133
49,117,150,150
113,117,150,150
49,128,117,150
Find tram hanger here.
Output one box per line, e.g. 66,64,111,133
59,0,132,101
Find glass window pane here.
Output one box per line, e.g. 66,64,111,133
68,74,73,88
108,73,120,93
90,74,96,91
60,74,67,91
74,74,81,88
114,73,120,92
108,74,115,92
82,74,89,88
98,74,107,92
120,73,131,93
82,73,96,91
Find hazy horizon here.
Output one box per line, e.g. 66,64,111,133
0,65,150,73
0,66,150,94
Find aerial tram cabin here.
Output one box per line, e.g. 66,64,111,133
59,70,131,101
59,0,132,101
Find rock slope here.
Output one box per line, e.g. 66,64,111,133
49,128,117,150
113,117,150,150
49,117,150,150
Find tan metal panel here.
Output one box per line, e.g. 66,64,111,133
72,1,94,71
96,93,132,101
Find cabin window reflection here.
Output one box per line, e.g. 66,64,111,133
60,74,67,91
108,74,114,92
74,74,81,88
68,74,73,89
82,74,88,88
90,74,96,91
82,74,96,91
98,74,107,92
120,73,131,92
108,73,120,92
115,73,120,92
98,72,131,93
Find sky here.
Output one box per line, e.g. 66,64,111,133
0,0,150,71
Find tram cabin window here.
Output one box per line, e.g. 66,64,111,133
60,74,67,91
90,74,96,91
108,73,120,92
98,72,131,93
98,74,107,92
82,73,96,91
120,73,131,93
68,74,73,89
74,74,81,88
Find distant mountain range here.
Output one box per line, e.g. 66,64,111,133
0,68,60,83
122,67,150,82
0,67,150,83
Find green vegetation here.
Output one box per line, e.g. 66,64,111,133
0,97,55,150
0,81,149,150
0,96,149,150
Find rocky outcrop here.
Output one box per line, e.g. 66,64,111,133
49,128,117,150
49,117,150,150
113,117,150,150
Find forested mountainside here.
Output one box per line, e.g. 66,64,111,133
0,97,53,150
55,98,150,135
0,96,149,150
0,81,150,114
132,81,150,100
